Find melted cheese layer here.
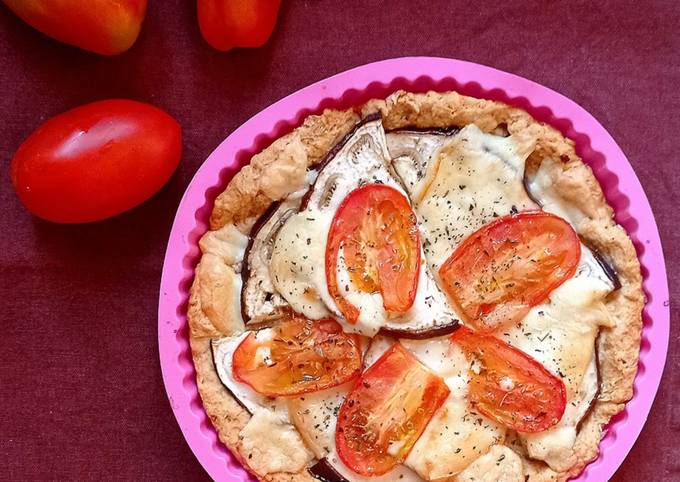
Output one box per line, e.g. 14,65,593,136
498,248,611,471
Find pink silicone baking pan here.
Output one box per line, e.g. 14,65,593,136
158,57,670,481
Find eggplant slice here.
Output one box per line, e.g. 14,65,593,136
301,113,396,212
243,114,398,326
584,240,621,290
386,127,459,194
524,157,621,290
240,198,302,324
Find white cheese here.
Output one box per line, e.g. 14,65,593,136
456,445,525,482
402,338,505,479
287,383,350,459
411,124,538,270
269,209,337,320
238,407,313,476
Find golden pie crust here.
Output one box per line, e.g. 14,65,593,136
187,91,644,482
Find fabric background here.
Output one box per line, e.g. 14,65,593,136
1,1,677,480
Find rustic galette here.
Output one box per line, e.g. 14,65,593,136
188,90,643,482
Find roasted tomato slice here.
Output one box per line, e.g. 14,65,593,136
326,184,421,324
232,315,362,397
452,326,566,432
336,343,450,476
439,211,580,332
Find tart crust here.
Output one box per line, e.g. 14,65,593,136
187,91,644,481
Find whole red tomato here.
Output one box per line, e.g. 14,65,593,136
197,0,282,52
10,100,182,223
2,0,147,55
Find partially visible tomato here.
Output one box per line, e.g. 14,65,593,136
326,184,421,324
232,315,362,397
439,211,580,332
2,0,147,55
452,326,566,433
197,0,282,52
336,342,449,476
10,100,181,223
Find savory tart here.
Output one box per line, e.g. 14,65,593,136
188,90,643,482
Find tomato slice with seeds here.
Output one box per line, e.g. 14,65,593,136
326,184,421,324
232,315,362,397
439,211,580,332
452,326,566,432
335,342,450,476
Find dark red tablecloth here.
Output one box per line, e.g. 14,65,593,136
1,1,677,480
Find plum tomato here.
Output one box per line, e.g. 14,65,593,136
10,99,181,223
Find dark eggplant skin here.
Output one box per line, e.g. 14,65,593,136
209,340,253,415
240,200,282,323
300,112,383,211
385,125,461,136
580,237,622,291
380,319,460,339
309,458,350,482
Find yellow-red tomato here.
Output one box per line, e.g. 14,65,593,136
2,0,147,55
10,100,181,223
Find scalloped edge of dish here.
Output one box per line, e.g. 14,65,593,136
158,57,669,482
